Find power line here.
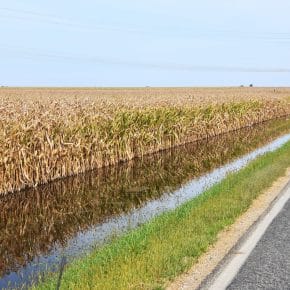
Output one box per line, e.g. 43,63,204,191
0,44,289,73
0,8,145,34
1,7,290,41
0,7,60,18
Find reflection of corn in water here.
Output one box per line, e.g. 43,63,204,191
0,117,290,277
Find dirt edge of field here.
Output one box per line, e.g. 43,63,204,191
167,167,290,290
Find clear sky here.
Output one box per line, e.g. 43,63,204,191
1,0,290,87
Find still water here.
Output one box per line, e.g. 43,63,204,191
1,118,290,289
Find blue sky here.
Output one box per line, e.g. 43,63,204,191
1,0,290,86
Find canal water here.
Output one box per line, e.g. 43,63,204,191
1,118,290,289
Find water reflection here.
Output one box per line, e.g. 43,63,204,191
1,118,290,288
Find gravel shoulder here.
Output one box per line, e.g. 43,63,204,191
167,168,290,290
228,182,290,289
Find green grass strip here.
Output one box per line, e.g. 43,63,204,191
35,141,290,290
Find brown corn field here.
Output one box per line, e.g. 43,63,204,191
1,87,290,195
2,117,290,276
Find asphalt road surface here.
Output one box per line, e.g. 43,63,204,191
228,198,290,289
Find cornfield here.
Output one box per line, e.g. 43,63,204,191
1,87,290,195
2,117,290,276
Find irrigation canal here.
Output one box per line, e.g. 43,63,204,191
1,118,290,289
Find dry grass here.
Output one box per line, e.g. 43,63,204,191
0,87,290,195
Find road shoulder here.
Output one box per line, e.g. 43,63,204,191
167,168,290,290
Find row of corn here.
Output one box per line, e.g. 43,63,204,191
0,98,289,195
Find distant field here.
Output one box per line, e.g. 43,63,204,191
1,87,290,108
0,87,290,195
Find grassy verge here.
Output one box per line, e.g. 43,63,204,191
35,141,290,290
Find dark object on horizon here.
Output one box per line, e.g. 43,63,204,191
240,85,244,87
249,84,253,87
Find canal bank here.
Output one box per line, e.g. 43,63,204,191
169,169,290,290
33,137,290,289
1,118,290,289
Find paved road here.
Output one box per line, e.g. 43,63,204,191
228,198,290,289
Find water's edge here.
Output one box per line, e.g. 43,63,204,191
1,120,290,289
